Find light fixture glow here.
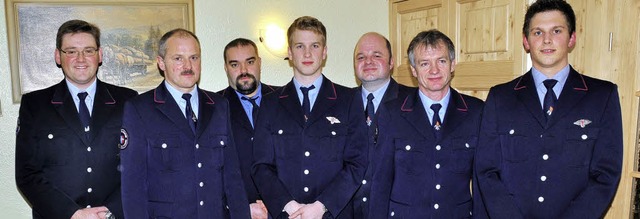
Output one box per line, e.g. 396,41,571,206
259,24,288,59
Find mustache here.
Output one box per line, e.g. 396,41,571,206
236,73,255,80
181,70,194,75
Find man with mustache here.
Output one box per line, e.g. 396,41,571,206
120,28,250,218
218,38,279,219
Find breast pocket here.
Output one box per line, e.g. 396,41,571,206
273,129,301,160
306,124,347,162
38,127,74,166
450,136,476,174
390,138,429,206
564,127,599,167
394,138,428,176
499,129,532,163
201,135,226,169
150,135,185,172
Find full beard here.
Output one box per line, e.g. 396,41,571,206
235,73,258,95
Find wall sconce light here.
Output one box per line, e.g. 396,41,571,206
259,24,288,60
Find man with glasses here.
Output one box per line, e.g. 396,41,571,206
15,19,137,219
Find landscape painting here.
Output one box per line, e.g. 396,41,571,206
5,0,194,102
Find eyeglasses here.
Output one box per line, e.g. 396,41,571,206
60,48,98,58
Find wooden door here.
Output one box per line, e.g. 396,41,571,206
448,0,526,100
389,0,448,87
565,1,640,218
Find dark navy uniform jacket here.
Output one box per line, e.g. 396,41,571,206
475,68,623,219
16,79,137,219
218,83,278,203
352,79,414,219
120,82,250,219
370,88,484,219
252,76,368,219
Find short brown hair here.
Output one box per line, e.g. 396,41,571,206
56,20,100,50
287,16,327,47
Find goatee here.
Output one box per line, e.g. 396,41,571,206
236,73,257,95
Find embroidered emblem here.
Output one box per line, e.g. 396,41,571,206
326,116,341,124
119,128,129,150
573,119,592,128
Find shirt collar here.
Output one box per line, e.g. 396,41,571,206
361,79,391,112
418,87,451,121
66,78,97,100
164,80,199,108
235,83,263,104
293,74,324,90
532,64,570,97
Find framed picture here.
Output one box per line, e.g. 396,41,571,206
5,0,194,102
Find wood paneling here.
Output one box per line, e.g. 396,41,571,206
390,0,525,100
389,0,445,87
565,1,640,218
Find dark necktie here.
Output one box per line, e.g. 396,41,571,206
77,92,91,139
241,96,259,127
365,93,375,126
543,79,558,121
182,93,197,134
431,103,442,139
300,85,315,122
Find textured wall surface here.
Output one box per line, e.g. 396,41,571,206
0,0,387,217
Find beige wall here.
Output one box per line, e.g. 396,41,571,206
0,0,388,217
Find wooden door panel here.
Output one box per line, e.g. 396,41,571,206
451,0,525,100
390,0,444,87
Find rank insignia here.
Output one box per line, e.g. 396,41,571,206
119,128,129,150
326,116,341,124
434,121,441,131
573,119,592,128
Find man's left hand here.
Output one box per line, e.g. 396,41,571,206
288,201,326,219
250,200,268,219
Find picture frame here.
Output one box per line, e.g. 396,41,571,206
5,0,195,103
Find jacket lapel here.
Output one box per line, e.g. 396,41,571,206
225,87,253,132
380,79,401,106
278,82,306,127
89,80,117,142
51,81,90,145
514,72,547,128
440,89,469,140
399,90,432,139
196,89,216,137
546,68,588,128
153,82,194,137
307,77,338,125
